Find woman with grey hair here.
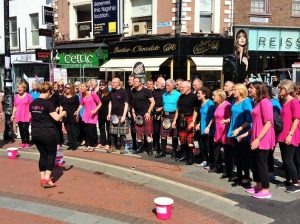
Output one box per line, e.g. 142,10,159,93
30,80,40,100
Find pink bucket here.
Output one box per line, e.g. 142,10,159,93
7,147,18,159
154,197,174,220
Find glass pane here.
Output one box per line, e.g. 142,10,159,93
200,0,212,12
200,15,211,32
292,0,300,14
10,18,17,32
77,22,91,38
32,30,39,46
11,33,18,47
76,4,91,22
31,14,39,30
251,0,266,12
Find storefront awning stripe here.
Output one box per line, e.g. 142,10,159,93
100,57,169,72
191,57,223,71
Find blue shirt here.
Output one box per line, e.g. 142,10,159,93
162,90,181,112
227,97,253,140
199,99,215,135
29,90,40,100
271,98,281,113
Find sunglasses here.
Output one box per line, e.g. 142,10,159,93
58,85,64,87
99,84,107,86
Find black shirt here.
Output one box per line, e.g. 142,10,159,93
30,98,57,136
177,91,198,114
110,88,128,116
226,95,235,105
132,87,153,116
125,87,133,107
97,91,111,119
48,91,61,108
153,88,165,108
61,95,79,123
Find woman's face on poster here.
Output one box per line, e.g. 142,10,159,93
237,33,247,46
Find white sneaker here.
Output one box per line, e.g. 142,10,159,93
200,161,207,167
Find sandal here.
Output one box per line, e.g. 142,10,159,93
41,179,57,188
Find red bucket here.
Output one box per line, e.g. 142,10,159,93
7,147,18,159
154,197,174,220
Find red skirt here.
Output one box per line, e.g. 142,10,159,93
178,116,194,144
135,117,153,137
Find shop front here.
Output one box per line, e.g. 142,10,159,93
55,42,108,83
100,36,233,88
234,27,300,84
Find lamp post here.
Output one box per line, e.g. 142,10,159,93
3,0,15,140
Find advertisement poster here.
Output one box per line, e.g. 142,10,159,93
93,0,120,36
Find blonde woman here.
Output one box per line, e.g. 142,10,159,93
277,80,300,193
11,83,33,149
209,89,232,174
227,83,253,185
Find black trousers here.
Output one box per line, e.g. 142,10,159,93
18,122,30,144
234,139,250,179
65,123,78,147
199,134,214,162
211,142,223,168
129,117,137,151
54,121,64,145
250,149,270,189
32,134,57,172
85,123,98,147
295,145,300,179
279,143,298,184
98,118,110,145
268,149,275,173
153,119,161,151
223,144,234,177
77,117,85,142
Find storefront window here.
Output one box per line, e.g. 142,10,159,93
199,0,212,33
9,17,18,48
251,0,269,14
76,4,91,38
192,70,221,90
30,13,39,46
292,0,300,15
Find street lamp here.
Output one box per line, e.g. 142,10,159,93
3,0,15,140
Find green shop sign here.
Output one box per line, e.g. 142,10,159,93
58,53,99,68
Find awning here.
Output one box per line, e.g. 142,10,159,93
191,57,223,71
100,57,170,72
55,42,107,50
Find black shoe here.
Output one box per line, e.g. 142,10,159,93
67,146,72,150
176,156,186,162
276,181,292,188
221,173,229,179
155,152,166,158
208,167,218,173
185,161,194,165
147,150,153,155
228,177,235,182
285,185,300,193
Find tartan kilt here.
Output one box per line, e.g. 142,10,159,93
178,116,194,144
135,116,153,136
109,118,129,135
160,114,178,138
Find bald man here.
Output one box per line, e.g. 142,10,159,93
224,81,235,104
173,81,198,165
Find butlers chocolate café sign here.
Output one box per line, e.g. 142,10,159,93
108,36,233,58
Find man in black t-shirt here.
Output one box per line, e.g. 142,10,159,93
152,77,165,153
173,81,198,165
132,77,155,155
107,78,129,154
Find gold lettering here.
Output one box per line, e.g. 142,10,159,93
113,47,131,53
163,43,176,52
193,40,220,55
133,45,160,53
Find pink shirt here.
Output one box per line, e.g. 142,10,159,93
214,101,232,145
80,91,101,124
251,98,276,150
14,93,33,122
277,98,300,146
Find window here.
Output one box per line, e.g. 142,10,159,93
292,0,300,15
76,4,91,38
9,17,18,48
251,0,269,13
199,0,212,32
30,13,39,46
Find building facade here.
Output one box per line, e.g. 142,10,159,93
233,0,300,83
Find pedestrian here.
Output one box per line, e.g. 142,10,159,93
74,81,85,145
97,80,111,150
131,76,155,155
30,81,67,188
227,83,253,186
210,89,232,174
107,78,129,154
152,77,165,153
277,80,300,193
240,81,275,199
61,83,80,150
76,82,102,152
196,87,215,168
174,81,198,165
224,81,235,105
29,80,40,100
11,83,33,149
155,79,180,158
